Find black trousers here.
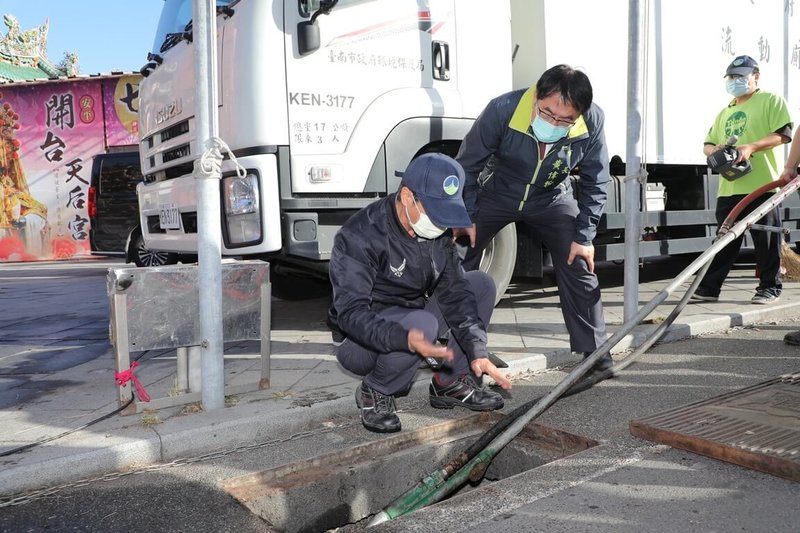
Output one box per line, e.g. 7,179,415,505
698,193,782,297
334,270,496,396
462,191,606,353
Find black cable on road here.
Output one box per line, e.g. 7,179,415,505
0,397,135,458
0,350,152,457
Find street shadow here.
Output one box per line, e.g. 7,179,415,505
0,471,269,533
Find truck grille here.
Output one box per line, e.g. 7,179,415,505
161,120,190,142
163,144,192,163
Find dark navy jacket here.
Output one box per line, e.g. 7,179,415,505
327,193,489,361
456,87,610,245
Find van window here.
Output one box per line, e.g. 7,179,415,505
99,156,143,194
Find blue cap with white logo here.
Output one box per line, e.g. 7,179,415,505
396,153,472,228
725,55,759,77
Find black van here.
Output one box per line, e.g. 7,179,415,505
89,151,178,267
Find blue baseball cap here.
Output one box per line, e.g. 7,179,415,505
396,153,472,228
725,55,759,77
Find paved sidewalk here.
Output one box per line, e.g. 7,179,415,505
1,257,799,498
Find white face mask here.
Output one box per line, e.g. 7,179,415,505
726,76,750,97
531,113,570,143
406,198,447,239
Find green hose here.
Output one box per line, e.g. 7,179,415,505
368,176,800,527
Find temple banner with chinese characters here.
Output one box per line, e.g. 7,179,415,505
0,74,141,262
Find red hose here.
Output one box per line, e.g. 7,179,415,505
720,175,791,231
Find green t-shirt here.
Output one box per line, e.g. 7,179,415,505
705,90,792,197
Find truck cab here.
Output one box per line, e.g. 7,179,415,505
137,0,510,282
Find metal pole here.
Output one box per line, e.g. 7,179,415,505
192,0,225,410
623,0,645,321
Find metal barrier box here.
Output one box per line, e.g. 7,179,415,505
108,260,270,414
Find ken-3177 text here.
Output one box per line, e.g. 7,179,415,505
289,92,355,109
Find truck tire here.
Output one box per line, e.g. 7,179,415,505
477,224,517,305
130,233,178,268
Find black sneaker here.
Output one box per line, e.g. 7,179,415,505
355,382,401,433
784,330,800,346
424,352,507,370
429,374,504,411
580,352,615,376
689,288,719,302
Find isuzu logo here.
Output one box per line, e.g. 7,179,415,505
155,98,183,125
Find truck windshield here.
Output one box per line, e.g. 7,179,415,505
152,0,231,54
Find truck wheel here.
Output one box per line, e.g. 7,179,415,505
130,233,178,267
478,224,517,305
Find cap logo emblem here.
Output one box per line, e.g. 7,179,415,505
733,58,744,66
443,175,460,196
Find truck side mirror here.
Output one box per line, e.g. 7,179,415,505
297,0,338,56
140,62,158,78
297,20,320,56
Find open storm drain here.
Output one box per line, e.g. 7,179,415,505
222,412,597,532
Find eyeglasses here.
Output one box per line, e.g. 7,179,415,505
536,104,577,127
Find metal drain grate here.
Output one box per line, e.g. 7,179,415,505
630,372,800,482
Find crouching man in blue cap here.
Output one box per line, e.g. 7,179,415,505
328,153,512,433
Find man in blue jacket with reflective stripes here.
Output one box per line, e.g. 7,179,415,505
328,153,512,433
455,64,612,372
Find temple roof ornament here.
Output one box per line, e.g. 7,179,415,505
0,14,79,80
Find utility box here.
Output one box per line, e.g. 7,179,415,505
107,260,271,414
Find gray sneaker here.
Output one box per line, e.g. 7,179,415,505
751,288,780,305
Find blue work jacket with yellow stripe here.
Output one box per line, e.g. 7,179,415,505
456,87,611,245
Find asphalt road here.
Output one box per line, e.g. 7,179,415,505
1,258,798,532
1,323,798,532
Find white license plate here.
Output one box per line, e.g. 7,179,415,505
158,203,181,230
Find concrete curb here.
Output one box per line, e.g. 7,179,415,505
0,395,357,496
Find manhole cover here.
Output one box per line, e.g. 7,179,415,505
630,372,800,482
222,412,597,532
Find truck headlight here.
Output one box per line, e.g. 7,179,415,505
222,173,262,245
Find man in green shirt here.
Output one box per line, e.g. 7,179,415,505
691,55,793,304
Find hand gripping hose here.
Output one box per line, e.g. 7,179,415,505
368,175,800,527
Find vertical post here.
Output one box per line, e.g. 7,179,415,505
193,0,225,410
188,345,203,393
259,277,272,389
112,292,132,406
176,346,189,392
782,0,790,162
624,0,645,321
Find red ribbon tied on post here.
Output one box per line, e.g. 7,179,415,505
114,361,151,402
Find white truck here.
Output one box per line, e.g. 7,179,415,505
136,0,800,299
